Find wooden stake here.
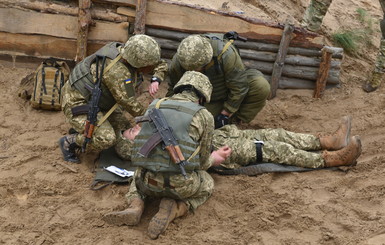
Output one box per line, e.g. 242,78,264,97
134,0,147,34
313,46,334,98
269,23,294,99
75,0,92,63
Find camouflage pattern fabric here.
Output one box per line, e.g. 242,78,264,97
173,70,213,102
301,0,333,32
124,91,216,211
167,35,270,122
176,35,213,71
120,34,161,68
368,39,385,88
212,125,325,169
126,169,214,210
61,56,144,151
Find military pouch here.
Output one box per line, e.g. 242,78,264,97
30,58,70,111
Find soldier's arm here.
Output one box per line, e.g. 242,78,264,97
189,108,216,170
152,59,168,82
103,62,145,117
222,47,248,114
166,56,185,97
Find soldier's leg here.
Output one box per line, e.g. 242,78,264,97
301,0,333,32
216,137,324,168
108,106,133,160
103,169,146,226
231,69,270,123
363,39,385,92
263,140,325,168
147,170,213,239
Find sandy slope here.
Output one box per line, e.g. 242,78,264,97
1,0,385,244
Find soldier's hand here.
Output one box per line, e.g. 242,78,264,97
211,146,232,166
148,81,159,97
215,114,229,129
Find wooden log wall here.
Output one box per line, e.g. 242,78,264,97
0,0,344,91
0,0,130,62
145,28,343,90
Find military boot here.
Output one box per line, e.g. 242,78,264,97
362,72,383,93
319,116,351,150
147,198,188,240
322,136,362,167
103,198,145,226
59,134,80,163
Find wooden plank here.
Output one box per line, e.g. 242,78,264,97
92,0,136,7
134,0,147,34
313,47,334,98
117,0,324,49
0,7,129,42
0,31,106,60
76,0,92,63
0,0,128,22
269,23,294,99
243,59,340,84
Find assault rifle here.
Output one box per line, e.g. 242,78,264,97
82,55,107,152
135,108,188,179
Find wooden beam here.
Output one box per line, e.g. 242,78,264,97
0,0,128,22
75,0,92,63
92,0,136,7
313,47,334,98
269,23,294,99
117,0,324,49
0,31,106,60
134,0,147,34
0,7,129,42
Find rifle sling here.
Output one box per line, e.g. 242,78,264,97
88,54,122,125
138,132,163,157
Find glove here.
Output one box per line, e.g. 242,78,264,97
215,114,229,129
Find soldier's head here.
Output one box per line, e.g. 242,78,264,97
173,71,212,104
177,35,213,71
121,34,161,68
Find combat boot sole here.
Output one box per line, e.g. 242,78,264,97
103,209,142,226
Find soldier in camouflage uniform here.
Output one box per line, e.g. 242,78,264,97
103,71,231,240
301,0,333,32
211,116,362,170
363,0,385,92
163,33,271,129
59,34,167,163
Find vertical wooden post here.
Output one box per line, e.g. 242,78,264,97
268,23,294,99
313,46,334,98
75,0,92,63
134,0,147,34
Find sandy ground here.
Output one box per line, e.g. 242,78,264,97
1,0,385,244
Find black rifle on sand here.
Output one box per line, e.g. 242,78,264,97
82,55,106,152
136,108,189,179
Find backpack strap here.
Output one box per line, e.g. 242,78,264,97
204,39,234,70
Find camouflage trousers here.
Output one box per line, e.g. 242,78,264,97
125,168,214,211
205,69,271,123
62,88,131,153
301,0,333,32
212,125,325,169
368,39,385,87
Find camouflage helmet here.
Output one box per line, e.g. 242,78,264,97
121,34,161,68
177,35,213,70
173,71,212,102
